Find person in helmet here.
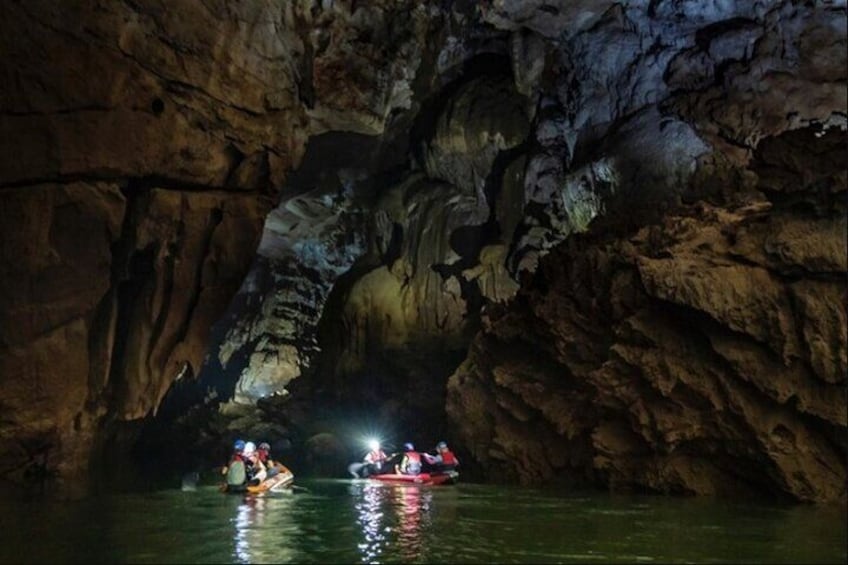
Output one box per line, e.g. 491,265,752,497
348,439,390,478
243,441,267,485
222,439,248,492
423,441,459,472
363,439,388,476
256,442,280,479
395,442,422,475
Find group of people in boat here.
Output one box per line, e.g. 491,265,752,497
352,440,459,478
223,437,458,491
221,439,284,492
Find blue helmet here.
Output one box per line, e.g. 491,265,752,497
403,442,414,451
436,441,447,449
233,439,246,452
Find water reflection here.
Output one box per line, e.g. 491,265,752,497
0,482,844,563
394,485,432,562
350,481,434,564
231,492,298,564
353,482,388,562
233,495,266,564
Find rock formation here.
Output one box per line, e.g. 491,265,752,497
439,0,847,503
447,126,847,502
0,0,445,494
217,188,366,406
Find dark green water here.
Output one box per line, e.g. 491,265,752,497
0,479,844,564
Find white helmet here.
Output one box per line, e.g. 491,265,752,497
243,441,256,455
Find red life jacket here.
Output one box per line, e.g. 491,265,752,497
402,450,422,473
440,450,458,466
257,450,269,463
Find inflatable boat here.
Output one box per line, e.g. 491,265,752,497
369,470,458,486
222,464,295,494
247,464,294,493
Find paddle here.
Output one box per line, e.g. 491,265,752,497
348,451,398,478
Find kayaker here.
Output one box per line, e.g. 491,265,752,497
364,440,388,475
243,441,267,485
424,441,459,471
395,443,422,475
257,442,280,478
221,439,248,491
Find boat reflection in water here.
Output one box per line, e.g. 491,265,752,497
394,483,433,562
351,481,434,563
231,492,298,564
352,481,388,562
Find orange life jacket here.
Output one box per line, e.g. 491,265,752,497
440,449,458,466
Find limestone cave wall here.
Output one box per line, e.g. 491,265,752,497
0,0,447,494
448,127,846,502
441,0,847,503
207,1,846,502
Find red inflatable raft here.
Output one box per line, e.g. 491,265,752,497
369,470,458,486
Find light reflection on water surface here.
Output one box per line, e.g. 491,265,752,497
0,479,845,564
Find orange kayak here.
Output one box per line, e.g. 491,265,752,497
247,464,295,493
221,464,295,494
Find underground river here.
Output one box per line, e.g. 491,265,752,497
0,480,844,564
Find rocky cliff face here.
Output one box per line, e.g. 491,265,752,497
0,0,445,494
0,0,291,491
439,1,847,502
216,188,366,406
447,125,847,502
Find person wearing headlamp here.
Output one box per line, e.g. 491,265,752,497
363,439,388,475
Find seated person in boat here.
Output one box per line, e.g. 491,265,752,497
423,441,459,472
363,440,389,475
257,442,281,478
395,442,422,475
243,441,267,485
222,439,248,491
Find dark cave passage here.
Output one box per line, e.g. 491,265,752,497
129,48,535,486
